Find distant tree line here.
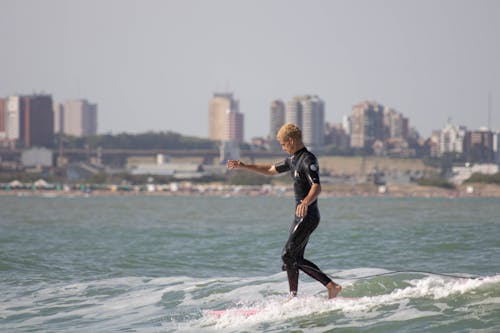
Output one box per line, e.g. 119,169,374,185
55,131,218,150
416,177,456,190
464,172,500,185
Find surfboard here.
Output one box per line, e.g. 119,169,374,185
207,297,360,317
333,296,359,301
207,309,260,317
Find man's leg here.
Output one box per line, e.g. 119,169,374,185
281,217,315,296
285,268,299,298
282,214,342,299
298,258,342,298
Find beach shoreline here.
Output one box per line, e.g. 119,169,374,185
2,183,499,198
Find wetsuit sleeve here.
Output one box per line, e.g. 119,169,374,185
302,155,320,185
274,158,290,174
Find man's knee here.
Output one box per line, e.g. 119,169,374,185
281,249,294,271
281,247,301,271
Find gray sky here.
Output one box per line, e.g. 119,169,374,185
1,0,499,140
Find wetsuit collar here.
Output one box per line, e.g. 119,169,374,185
291,146,307,158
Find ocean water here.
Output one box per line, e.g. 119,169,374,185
0,194,499,332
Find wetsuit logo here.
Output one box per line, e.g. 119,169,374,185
310,163,318,172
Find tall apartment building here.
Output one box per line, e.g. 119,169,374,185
208,92,244,143
21,95,54,148
440,123,466,156
0,98,5,140
464,128,495,162
302,96,325,152
5,96,21,143
495,132,500,164
61,99,98,137
53,102,63,134
286,95,325,151
226,109,244,143
384,107,409,140
286,96,303,129
350,101,384,150
270,100,285,137
4,95,54,148
269,100,285,151
208,93,230,141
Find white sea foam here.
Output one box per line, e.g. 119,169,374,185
1,271,499,332
197,271,500,331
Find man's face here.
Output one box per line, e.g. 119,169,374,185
279,137,294,154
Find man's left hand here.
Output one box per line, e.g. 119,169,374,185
296,202,308,218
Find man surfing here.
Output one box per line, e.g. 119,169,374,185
227,123,342,299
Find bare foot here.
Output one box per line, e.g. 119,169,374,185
286,291,297,302
327,282,342,299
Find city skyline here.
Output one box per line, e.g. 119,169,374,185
1,91,496,142
1,0,499,140
1,92,498,166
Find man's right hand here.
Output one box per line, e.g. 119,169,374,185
227,160,244,169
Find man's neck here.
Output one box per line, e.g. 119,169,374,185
291,144,305,155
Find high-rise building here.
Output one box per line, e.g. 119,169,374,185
286,96,303,129
5,96,21,143
208,93,231,141
19,95,54,148
494,131,500,164
4,95,54,148
383,107,408,140
208,92,243,143
62,99,98,137
270,100,285,138
269,100,285,151
301,96,325,152
464,128,495,162
53,102,63,134
0,98,5,139
440,123,466,157
350,101,384,150
226,109,244,143
286,95,325,151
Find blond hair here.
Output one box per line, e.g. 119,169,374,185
276,123,302,142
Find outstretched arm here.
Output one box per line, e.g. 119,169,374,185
227,160,278,176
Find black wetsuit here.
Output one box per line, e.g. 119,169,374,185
275,147,332,295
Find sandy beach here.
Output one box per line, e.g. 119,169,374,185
2,182,500,198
